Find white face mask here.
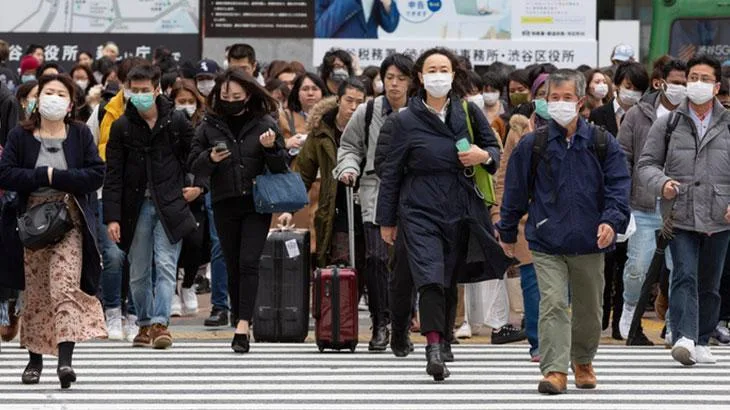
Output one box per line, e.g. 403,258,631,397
592,83,609,99
422,73,452,98
197,80,215,97
373,80,384,94
38,94,70,121
663,82,687,106
547,100,578,127
176,104,197,117
482,91,500,106
467,94,485,110
686,81,715,105
619,88,642,106
75,80,89,90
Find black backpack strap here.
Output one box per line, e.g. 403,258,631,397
360,99,375,174
664,111,680,159
528,126,550,200
97,99,108,124
591,125,609,165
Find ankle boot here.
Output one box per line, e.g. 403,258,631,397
425,343,450,381
232,333,250,353
57,366,76,389
21,362,42,385
368,324,390,352
440,340,454,362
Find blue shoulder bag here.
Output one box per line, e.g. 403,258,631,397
253,169,309,214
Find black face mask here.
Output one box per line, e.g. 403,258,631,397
219,99,246,116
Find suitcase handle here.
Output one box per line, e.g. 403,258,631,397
345,186,356,269
312,270,321,320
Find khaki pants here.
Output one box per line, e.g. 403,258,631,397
532,251,604,375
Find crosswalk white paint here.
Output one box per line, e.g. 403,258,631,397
1,341,729,409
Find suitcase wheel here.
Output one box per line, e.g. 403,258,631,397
349,343,356,353
317,343,325,353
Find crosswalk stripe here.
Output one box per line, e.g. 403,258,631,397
1,341,728,409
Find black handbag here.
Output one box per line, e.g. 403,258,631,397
17,195,74,251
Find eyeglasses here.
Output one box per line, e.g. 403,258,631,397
688,75,716,84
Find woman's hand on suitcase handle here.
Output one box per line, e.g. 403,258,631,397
380,226,397,246
277,213,295,230
339,171,357,186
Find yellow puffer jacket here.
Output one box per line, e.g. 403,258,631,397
98,90,125,161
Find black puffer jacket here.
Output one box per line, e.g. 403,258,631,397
189,112,287,205
103,96,200,252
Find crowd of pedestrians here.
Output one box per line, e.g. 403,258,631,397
0,39,728,394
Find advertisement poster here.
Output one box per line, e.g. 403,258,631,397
205,0,314,38
313,0,597,68
0,0,201,71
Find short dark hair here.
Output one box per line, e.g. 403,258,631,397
576,64,592,73
161,72,179,92
687,54,722,82
227,43,256,63
207,68,278,118
481,71,505,92
22,74,78,131
25,44,44,55
413,47,469,97
288,72,329,113
661,59,687,79
464,70,483,93
38,62,63,76
320,49,354,83
127,63,162,88
613,61,650,92
379,53,414,84
337,77,366,98
77,51,94,62
508,69,531,88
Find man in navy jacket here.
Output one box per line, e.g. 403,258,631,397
497,69,630,395
315,0,399,39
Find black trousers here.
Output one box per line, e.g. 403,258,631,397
363,223,391,325
389,233,415,336
180,204,209,289
603,242,627,331
213,196,271,324
419,283,458,340
720,245,730,321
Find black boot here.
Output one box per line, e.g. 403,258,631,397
232,333,250,353
626,326,654,346
425,343,450,381
204,308,229,327
57,342,76,389
368,323,390,352
440,340,454,362
21,352,42,385
390,331,411,357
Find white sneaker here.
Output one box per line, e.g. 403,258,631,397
124,315,139,343
455,322,472,339
696,345,717,364
171,294,183,317
105,308,124,340
671,336,697,366
618,303,635,340
181,287,199,315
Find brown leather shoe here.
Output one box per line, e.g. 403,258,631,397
0,300,20,342
574,362,597,389
538,372,567,394
149,324,173,349
132,326,152,347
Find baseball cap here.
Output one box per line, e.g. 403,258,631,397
196,59,220,77
20,55,41,73
612,44,635,62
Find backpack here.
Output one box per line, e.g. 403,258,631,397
527,124,609,200
662,111,681,159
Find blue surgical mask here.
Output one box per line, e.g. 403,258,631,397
22,74,36,83
130,92,156,112
25,98,36,116
534,99,551,120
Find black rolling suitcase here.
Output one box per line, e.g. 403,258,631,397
253,229,311,342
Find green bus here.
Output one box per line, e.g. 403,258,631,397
648,0,730,63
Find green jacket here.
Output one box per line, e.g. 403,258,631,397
296,97,340,267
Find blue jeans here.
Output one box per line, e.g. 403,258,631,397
128,199,182,327
668,229,730,345
206,193,229,311
97,198,135,315
623,208,673,305
520,264,540,357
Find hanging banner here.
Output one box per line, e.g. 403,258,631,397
204,0,314,38
313,39,597,69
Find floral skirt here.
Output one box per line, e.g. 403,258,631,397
21,194,107,356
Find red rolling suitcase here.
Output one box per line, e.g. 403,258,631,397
312,186,359,352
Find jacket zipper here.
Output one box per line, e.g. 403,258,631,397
146,118,178,242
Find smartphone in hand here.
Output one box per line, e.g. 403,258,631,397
455,138,471,153
214,142,228,153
